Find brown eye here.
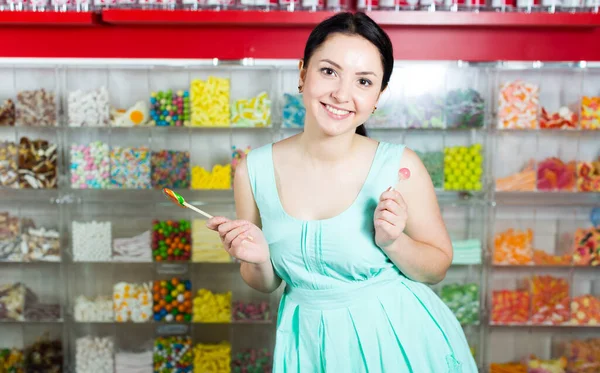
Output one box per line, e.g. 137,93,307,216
320,67,336,76
359,78,372,87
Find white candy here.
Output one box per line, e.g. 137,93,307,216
115,351,152,373
113,282,152,323
72,221,112,262
68,87,110,127
76,336,115,373
112,231,152,262
74,295,114,322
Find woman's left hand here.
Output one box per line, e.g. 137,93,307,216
374,187,408,249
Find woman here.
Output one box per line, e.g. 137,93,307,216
207,12,478,372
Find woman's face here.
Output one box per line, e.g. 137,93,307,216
300,33,384,137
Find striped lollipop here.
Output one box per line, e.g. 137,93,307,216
162,188,213,219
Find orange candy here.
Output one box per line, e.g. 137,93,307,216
492,290,530,324
530,275,570,325
494,228,534,265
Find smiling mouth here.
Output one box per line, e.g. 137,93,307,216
321,102,354,119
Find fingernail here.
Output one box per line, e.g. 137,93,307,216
386,186,392,192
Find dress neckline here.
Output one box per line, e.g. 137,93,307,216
268,141,382,224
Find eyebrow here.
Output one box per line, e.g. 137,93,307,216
320,59,378,77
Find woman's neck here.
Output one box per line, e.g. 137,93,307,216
298,124,356,164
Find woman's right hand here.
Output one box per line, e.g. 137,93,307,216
206,217,270,265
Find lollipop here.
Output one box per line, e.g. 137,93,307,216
162,188,213,219
399,168,411,181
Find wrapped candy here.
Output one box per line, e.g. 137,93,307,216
572,226,600,266
0,99,16,126
231,91,271,128
491,290,530,324
539,106,578,130
576,158,600,193
530,275,570,325
568,295,600,326
537,157,576,192
493,228,533,265
498,80,539,130
580,96,600,130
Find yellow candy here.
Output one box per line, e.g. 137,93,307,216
190,77,231,127
191,164,232,190
193,342,231,373
231,91,271,128
192,289,231,323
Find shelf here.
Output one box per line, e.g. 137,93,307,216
494,191,600,206
0,11,98,26
490,322,600,329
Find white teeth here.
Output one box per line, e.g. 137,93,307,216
325,104,350,116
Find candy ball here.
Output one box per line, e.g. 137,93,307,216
152,220,192,262
154,336,193,373
443,144,483,191
150,90,190,127
152,278,192,322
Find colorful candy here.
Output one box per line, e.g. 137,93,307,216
190,77,230,127
491,290,530,324
572,226,600,266
444,88,485,129
15,89,57,127
537,157,576,191
113,282,153,323
439,283,479,325
498,80,539,130
231,91,271,128
150,90,191,127
493,228,533,265
193,342,231,373
152,278,192,322
540,106,578,130
18,137,57,189
282,93,305,128
0,348,24,373
70,141,110,189
532,249,572,266
152,220,191,262
68,87,110,127
527,356,567,373
580,96,600,130
231,348,273,373
72,221,112,262
192,289,231,323
530,275,570,325
443,144,483,191
24,337,63,372
403,93,444,129
191,164,231,190
0,141,19,188
154,336,193,373
495,160,537,192
569,295,600,326
564,338,600,372
232,300,271,322
0,99,16,126
151,150,190,189
576,158,600,193
415,151,443,189
110,146,151,189
192,219,230,263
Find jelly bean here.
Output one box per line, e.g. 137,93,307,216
150,90,190,127
151,150,190,189
444,88,485,129
113,282,153,323
25,337,63,372
191,164,231,190
15,89,57,127
19,137,58,189
282,93,305,128
491,290,530,324
439,283,479,325
68,87,110,127
498,80,539,130
415,150,443,189
493,228,533,265
192,289,231,323
540,106,578,130
530,275,570,325
231,91,271,128
154,336,193,373
568,295,600,326
576,158,600,193
537,157,576,191
0,348,24,373
403,93,444,129
443,144,483,191
0,99,15,126
495,159,536,192
232,300,271,322
190,77,230,127
152,220,191,262
572,226,600,266
193,342,231,373
110,146,151,189
580,96,600,130
70,141,110,189
231,348,272,373
152,278,192,322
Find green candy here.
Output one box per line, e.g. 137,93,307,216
165,295,172,303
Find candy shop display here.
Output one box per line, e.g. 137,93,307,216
190,77,230,127
0,141,19,188
0,283,25,321
491,290,530,324
76,336,114,373
403,93,445,129
443,144,483,191
152,220,191,262
532,249,572,266
231,91,271,128
529,275,570,325
493,228,534,265
151,150,190,189
537,157,576,191
190,164,231,190
231,145,250,179
193,342,231,373
0,348,24,373
527,356,567,373
113,282,152,323
498,80,539,130
192,219,230,263
232,300,271,323
580,96,600,130
231,348,273,373
490,362,527,373
24,287,61,321
22,226,61,262
70,141,110,189
72,221,112,262
451,239,482,265
439,283,479,325
495,160,536,192
153,336,193,373
0,99,16,126
149,90,191,127
192,289,231,323
24,337,63,373
568,295,600,326
539,106,578,130
111,101,151,127
73,295,113,322
110,146,152,189
115,350,153,373
282,93,305,128
0,212,22,262
563,338,600,372
113,230,152,262
444,88,485,129
572,226,600,266
415,150,443,189
152,278,192,322
18,137,58,189
15,89,57,127
576,157,600,193
68,87,110,127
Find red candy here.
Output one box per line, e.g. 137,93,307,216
537,157,576,191
530,275,570,325
491,290,530,324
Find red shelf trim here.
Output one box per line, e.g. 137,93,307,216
101,9,338,26
0,11,98,26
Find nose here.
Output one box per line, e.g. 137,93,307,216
332,78,352,103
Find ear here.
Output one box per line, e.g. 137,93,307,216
298,59,307,88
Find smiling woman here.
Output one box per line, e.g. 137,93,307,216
206,12,479,373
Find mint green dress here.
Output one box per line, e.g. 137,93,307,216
246,141,478,373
